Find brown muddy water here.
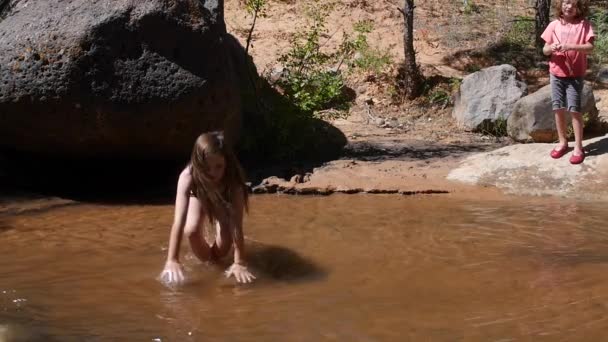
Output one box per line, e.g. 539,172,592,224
2,194,608,341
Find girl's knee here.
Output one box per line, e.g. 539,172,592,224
570,111,583,120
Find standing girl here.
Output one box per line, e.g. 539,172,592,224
541,0,595,164
159,132,255,284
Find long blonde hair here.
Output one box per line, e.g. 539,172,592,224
189,131,248,223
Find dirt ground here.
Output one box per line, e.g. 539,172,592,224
225,0,608,196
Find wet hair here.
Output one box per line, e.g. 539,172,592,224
189,131,249,223
554,0,589,19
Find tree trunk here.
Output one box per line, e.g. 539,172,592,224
535,0,551,56
0,0,11,19
400,0,423,99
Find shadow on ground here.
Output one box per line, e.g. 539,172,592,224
343,140,501,161
584,135,608,157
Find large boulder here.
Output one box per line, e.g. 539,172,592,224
452,64,527,131
0,0,240,160
447,134,608,200
507,83,598,143
598,66,608,86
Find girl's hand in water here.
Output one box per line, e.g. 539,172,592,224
225,263,256,283
159,260,185,285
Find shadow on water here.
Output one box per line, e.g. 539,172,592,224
247,244,327,282
0,322,58,342
0,149,182,205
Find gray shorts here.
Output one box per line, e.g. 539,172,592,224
550,74,584,113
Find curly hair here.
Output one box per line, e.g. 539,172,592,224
554,0,590,19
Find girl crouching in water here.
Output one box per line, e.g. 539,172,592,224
159,132,255,284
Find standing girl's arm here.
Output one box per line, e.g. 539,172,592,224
224,187,256,283
561,41,594,53
160,168,192,284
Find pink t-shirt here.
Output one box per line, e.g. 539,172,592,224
541,19,595,77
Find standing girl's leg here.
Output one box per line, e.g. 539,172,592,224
550,74,569,155
571,111,584,155
567,77,585,158
183,197,213,262
554,108,569,149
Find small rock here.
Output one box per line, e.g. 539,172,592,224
296,187,332,195
356,84,367,94
353,51,364,61
278,186,296,194
303,173,312,182
597,67,608,85
268,65,287,84
366,189,399,194
375,118,385,126
388,117,399,128
252,184,278,194
261,176,286,185
251,185,268,194
290,174,303,184
337,188,364,194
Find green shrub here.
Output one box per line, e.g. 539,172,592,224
479,117,508,137
589,9,608,66
419,77,461,108
275,3,388,117
340,20,392,74
277,1,347,114
463,1,480,15
504,16,535,49
427,90,450,107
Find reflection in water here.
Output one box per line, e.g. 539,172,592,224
1,195,608,340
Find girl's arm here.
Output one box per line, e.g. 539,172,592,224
224,186,256,283
159,167,192,285
543,43,553,56
562,41,594,53
231,187,246,265
166,168,192,263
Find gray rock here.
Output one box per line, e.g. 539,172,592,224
452,64,527,131
598,66,608,85
387,117,399,128
0,0,241,159
507,83,598,142
268,65,286,84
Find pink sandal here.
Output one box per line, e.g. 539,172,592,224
550,145,568,159
569,150,585,165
